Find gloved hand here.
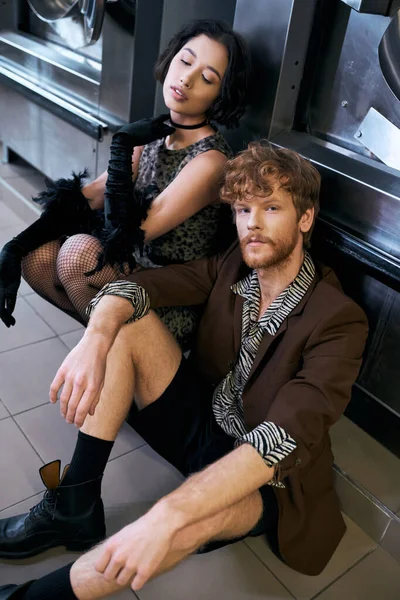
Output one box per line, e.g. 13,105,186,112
115,113,175,147
0,240,24,327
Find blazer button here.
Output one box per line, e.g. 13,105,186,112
295,458,302,467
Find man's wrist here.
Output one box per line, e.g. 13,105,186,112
151,499,188,534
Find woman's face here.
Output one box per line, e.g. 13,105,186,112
163,34,229,122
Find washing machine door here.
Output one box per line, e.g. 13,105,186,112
26,0,111,47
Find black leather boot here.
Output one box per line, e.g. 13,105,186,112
0,581,35,599
0,460,105,559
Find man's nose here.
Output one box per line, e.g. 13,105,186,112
247,211,261,229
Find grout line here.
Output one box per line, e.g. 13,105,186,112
0,175,41,216
108,443,148,463
10,400,50,417
11,416,45,466
24,295,83,338
0,334,58,355
243,540,297,599
0,491,44,515
309,547,378,600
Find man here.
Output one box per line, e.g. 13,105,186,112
0,142,368,600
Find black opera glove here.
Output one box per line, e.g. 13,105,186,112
0,170,93,327
93,114,174,273
0,240,24,327
115,113,175,148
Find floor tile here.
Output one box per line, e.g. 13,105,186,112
5,174,47,202
0,491,137,599
0,200,25,230
18,279,35,296
60,329,85,350
0,225,23,248
0,418,44,510
0,178,41,226
330,416,400,512
380,516,400,564
101,446,184,537
0,338,69,414
316,548,400,600
245,515,376,600
15,403,146,465
0,160,37,180
25,294,84,335
0,297,55,353
138,542,293,600
334,468,391,544
0,400,9,420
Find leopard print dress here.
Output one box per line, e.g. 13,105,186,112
132,129,232,350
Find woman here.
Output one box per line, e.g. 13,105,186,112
0,20,250,348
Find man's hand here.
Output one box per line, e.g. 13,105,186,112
49,332,109,427
95,508,177,591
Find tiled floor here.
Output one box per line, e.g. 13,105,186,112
1,161,400,598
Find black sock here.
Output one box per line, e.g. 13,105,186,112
24,562,77,600
62,431,114,486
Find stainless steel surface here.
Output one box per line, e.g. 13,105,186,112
0,32,100,112
356,107,400,171
306,4,400,160
274,131,400,259
0,64,107,140
379,9,400,101
99,0,162,125
340,0,391,14
27,0,79,22
0,0,161,178
27,0,107,47
0,83,97,179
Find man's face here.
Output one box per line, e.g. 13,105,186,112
234,183,312,270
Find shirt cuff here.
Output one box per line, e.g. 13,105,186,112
235,422,297,489
86,281,150,324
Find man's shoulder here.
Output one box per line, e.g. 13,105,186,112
308,264,367,326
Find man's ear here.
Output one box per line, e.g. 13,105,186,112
300,207,314,234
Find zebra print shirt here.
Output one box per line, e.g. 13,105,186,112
212,252,316,488
87,254,315,487
87,281,151,324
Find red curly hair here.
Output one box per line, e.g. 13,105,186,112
220,141,321,247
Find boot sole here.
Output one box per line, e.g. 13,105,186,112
0,536,104,559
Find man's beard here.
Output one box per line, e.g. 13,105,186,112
240,229,299,270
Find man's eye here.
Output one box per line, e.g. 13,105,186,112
266,206,278,211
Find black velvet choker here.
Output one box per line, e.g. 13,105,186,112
169,118,209,130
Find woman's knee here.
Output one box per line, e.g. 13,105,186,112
56,234,101,283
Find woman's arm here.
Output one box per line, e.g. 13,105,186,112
82,147,143,210
141,149,227,243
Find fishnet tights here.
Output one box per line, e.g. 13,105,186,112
21,235,121,323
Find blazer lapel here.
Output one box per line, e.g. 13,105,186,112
247,319,288,381
246,272,319,381
233,294,244,355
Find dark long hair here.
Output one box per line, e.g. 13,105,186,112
154,20,251,129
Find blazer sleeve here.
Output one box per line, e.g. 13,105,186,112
266,300,368,481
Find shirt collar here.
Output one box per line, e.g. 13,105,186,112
231,252,316,335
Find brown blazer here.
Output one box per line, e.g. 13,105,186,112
130,241,368,575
